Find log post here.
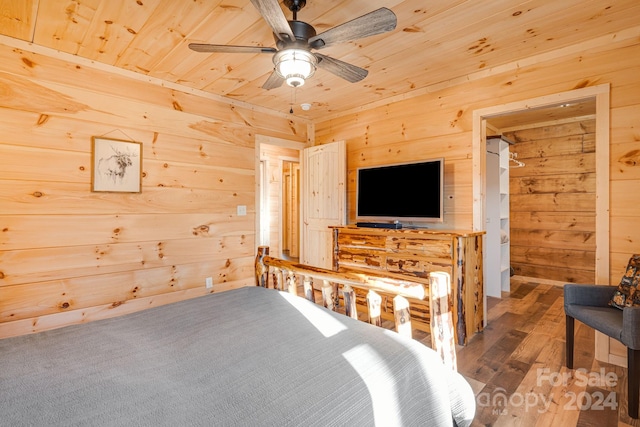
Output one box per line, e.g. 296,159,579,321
343,285,358,320
255,246,269,287
367,290,382,327
322,280,335,310
303,276,314,302
429,271,457,371
286,270,297,295
272,267,283,291
332,227,340,271
393,295,412,338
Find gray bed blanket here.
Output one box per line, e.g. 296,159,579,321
0,286,475,426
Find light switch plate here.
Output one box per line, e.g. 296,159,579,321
237,205,247,216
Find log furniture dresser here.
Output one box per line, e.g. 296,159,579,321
331,226,484,345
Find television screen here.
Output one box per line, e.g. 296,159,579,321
356,158,444,223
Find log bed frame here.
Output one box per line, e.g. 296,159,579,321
255,246,458,371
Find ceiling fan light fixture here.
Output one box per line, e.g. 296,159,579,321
286,75,305,87
274,49,317,87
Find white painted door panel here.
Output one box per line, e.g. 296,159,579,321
301,141,346,269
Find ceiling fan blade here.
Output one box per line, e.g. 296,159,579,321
189,43,276,54
262,71,285,90
315,53,368,83
309,8,397,49
250,0,295,42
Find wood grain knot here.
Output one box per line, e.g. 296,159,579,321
192,225,210,236
619,150,640,166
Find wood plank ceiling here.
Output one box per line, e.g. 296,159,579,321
0,0,638,120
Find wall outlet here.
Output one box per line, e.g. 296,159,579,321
237,205,247,216
205,277,213,289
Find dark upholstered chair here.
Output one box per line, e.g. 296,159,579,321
564,284,640,419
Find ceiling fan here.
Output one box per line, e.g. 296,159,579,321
188,0,397,89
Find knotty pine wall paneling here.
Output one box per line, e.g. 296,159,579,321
315,36,640,286
0,42,307,338
504,120,596,283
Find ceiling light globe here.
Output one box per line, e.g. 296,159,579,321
274,49,317,87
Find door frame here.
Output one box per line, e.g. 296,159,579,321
472,84,613,361
255,135,309,255
472,84,610,285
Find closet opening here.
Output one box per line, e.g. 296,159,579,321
472,85,610,303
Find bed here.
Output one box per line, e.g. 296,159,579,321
0,286,475,426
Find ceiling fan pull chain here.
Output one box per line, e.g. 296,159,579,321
289,87,294,113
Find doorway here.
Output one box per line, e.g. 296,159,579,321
472,84,610,335
255,135,307,259
473,85,622,366
473,85,610,289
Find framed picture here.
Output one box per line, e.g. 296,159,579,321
92,137,142,193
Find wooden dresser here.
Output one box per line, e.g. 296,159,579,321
331,226,484,344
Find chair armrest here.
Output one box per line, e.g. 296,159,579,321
564,284,616,308
622,306,640,350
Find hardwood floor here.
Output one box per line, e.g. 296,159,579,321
437,277,638,427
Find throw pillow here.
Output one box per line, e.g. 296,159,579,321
610,254,640,309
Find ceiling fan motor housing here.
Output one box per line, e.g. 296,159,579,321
274,20,316,49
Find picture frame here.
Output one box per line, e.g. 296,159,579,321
91,137,142,193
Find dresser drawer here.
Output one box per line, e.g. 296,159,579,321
386,236,452,260
336,248,385,270
385,255,453,278
337,232,387,249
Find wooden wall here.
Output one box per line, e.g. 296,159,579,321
2,26,639,339
504,120,596,283
0,42,306,338
315,34,640,286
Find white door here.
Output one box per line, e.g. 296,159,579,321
300,141,346,269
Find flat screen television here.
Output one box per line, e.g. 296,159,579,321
356,158,444,224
